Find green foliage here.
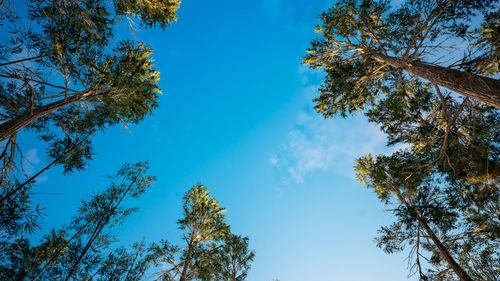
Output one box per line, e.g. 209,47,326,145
148,184,231,281
114,0,180,28
198,234,255,281
304,0,499,117
304,0,392,117
146,185,255,281
0,173,255,281
179,184,229,243
353,82,499,279
0,181,43,236
0,161,155,281
92,241,150,281
0,0,180,197
461,9,500,76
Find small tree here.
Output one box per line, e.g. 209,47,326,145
147,184,230,281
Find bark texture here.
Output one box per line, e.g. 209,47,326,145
372,53,500,108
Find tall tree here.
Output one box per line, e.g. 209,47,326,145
303,3,499,277
146,184,231,281
357,153,468,281
353,78,499,280
303,0,500,116
0,0,180,190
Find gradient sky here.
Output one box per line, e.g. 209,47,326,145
22,0,419,280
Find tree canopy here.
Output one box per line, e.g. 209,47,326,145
305,1,499,280
0,0,180,198
303,0,500,117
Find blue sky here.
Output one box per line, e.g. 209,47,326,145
22,0,418,280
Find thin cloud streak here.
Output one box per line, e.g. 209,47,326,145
270,66,390,184
271,109,388,184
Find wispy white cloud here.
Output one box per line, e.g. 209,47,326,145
271,110,388,183
270,67,390,184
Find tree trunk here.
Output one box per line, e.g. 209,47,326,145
394,191,473,281
417,216,473,281
0,95,81,143
179,243,193,281
372,53,500,108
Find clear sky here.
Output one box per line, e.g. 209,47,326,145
24,0,418,280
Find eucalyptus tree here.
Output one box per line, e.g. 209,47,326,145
0,0,180,190
0,161,156,281
303,0,500,115
146,184,230,281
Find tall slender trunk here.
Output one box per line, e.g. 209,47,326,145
417,215,473,281
371,53,500,108
394,191,473,281
179,243,194,281
0,95,81,143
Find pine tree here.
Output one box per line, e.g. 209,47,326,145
303,2,499,278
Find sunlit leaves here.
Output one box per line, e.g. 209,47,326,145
114,0,181,29
303,0,500,117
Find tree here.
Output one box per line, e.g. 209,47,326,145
303,0,500,116
0,0,180,192
356,153,469,281
0,161,156,281
356,151,499,281
147,184,230,281
198,234,255,281
303,2,499,278
2,175,256,281
353,78,499,280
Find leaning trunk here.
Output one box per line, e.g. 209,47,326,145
394,191,473,281
0,95,82,143
417,216,473,281
372,53,500,108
